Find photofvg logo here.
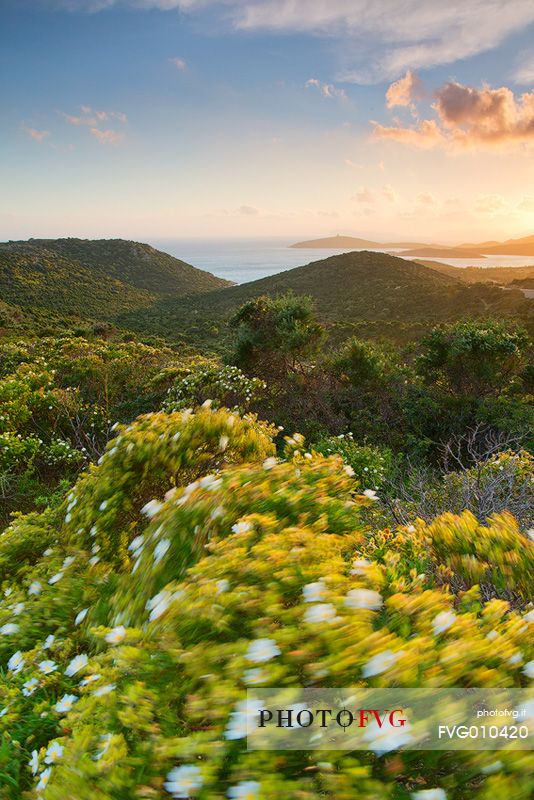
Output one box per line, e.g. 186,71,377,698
259,705,407,731
246,689,534,751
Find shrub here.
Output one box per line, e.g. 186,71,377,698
0,408,532,799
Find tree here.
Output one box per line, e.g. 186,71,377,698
417,320,531,397
229,293,324,379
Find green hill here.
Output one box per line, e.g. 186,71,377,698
0,239,231,322
119,250,534,346
414,261,534,285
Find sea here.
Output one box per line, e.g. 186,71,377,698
149,237,534,285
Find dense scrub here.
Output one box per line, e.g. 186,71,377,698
0,406,532,798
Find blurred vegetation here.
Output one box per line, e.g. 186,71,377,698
0,242,533,799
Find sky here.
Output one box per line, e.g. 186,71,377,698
1,0,534,243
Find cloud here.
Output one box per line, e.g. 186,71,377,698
475,193,507,213
56,1,534,81
62,106,128,126
417,192,437,206
385,70,424,108
353,186,374,203
373,79,534,151
512,53,534,85
90,128,124,145
345,159,364,169
518,195,534,211
21,124,50,142
373,118,444,149
169,56,187,70
381,183,399,203
237,205,260,215
305,78,347,100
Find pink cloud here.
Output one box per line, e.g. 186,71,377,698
90,128,124,145
372,118,444,149
305,78,347,100
373,78,534,151
21,124,50,143
385,70,424,109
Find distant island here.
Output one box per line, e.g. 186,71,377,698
397,247,486,259
290,235,381,249
290,233,534,258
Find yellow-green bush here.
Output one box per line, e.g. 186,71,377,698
0,407,532,799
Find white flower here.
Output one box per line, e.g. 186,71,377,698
128,534,144,552
246,638,281,663
55,693,78,713
219,435,229,451
486,630,498,640
243,668,267,685
0,623,19,635
11,602,25,615
350,558,372,575
302,581,327,603
4,587,12,597
164,764,203,798
225,698,264,740
154,538,171,564
43,548,53,556
29,749,39,775
89,556,100,566
48,571,63,585
28,581,42,596
99,500,108,510
36,767,52,791
523,660,534,679
227,780,261,799
8,650,25,673
508,652,523,665
141,499,163,518
75,608,88,625
62,556,75,568
79,673,101,686
39,660,58,674
345,588,383,610
363,489,378,501
527,528,534,541
44,741,64,764
146,590,174,621
22,677,39,696
481,761,503,774
231,521,252,534
0,706,9,717
199,474,222,491
432,611,457,635
362,650,403,678
524,609,534,624
43,634,55,649
363,718,413,754
216,579,229,594
65,653,89,676
94,732,113,760
92,683,116,697
262,457,277,470
105,625,126,644
411,790,447,800
344,465,355,476
304,603,338,624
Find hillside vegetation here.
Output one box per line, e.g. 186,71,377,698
119,250,534,347
0,239,231,322
0,279,532,799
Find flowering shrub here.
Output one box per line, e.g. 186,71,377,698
313,433,392,490
0,407,532,799
164,363,267,415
